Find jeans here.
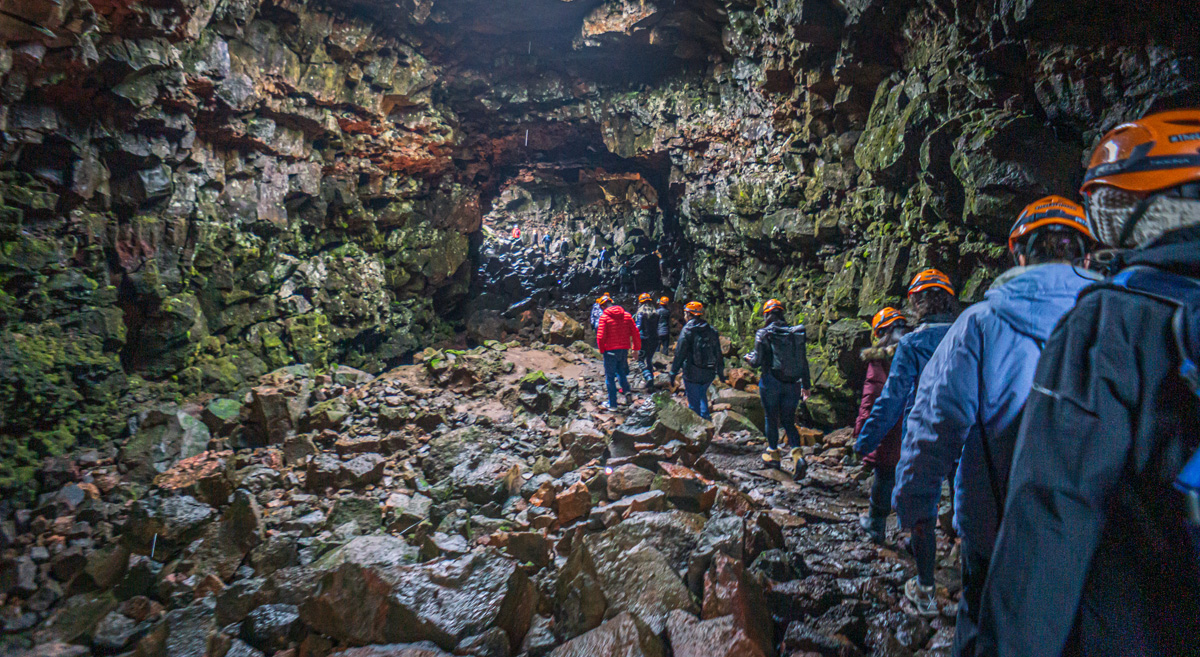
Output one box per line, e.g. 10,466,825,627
638,337,658,383
760,372,803,450
953,542,989,657
869,464,897,520
603,350,631,407
910,519,937,587
684,379,713,419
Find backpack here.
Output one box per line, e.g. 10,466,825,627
1109,265,1200,526
765,324,807,384
691,325,719,371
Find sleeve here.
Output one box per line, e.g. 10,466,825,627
855,338,918,456
671,328,690,377
893,314,982,530
853,361,888,439
798,325,811,389
976,296,1135,657
717,333,726,380
745,329,766,369
596,314,607,350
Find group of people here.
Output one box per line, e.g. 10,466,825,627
850,110,1200,656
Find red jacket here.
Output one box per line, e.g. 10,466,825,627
596,305,641,353
855,356,902,468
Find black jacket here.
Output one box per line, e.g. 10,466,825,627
636,308,659,340
656,305,671,337
671,319,725,383
744,319,810,388
977,225,1200,657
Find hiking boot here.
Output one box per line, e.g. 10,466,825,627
761,449,781,468
602,402,619,412
904,576,939,618
789,448,808,481
859,514,886,545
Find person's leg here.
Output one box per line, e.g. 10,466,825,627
760,382,781,451
615,350,631,394
684,380,704,415
658,335,669,356
697,381,712,420
603,351,618,407
952,541,988,657
780,382,803,449
640,339,656,383
911,519,937,588
870,464,897,519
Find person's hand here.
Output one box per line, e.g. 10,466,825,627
801,388,812,401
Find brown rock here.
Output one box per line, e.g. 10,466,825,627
153,451,235,506
542,310,584,346
555,482,591,526
702,553,774,656
725,368,757,391
666,610,767,657
330,643,453,656
606,464,655,499
549,611,664,657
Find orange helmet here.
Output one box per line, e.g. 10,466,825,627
684,301,705,316
908,269,955,297
658,296,670,306
762,299,784,315
1081,110,1200,196
871,307,906,337
638,293,653,304
1008,196,1094,252
597,293,613,306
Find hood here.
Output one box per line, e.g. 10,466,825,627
685,318,709,330
861,344,896,362
603,305,629,318
986,263,1101,341
1126,224,1200,277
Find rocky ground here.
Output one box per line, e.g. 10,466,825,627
0,304,964,657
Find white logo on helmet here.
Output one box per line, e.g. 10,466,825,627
1102,141,1121,163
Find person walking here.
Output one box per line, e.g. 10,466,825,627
670,301,725,419
596,295,640,411
977,110,1200,657
854,269,960,618
590,293,611,331
855,307,911,545
744,299,812,480
893,197,1099,656
656,296,672,356
634,293,660,389
542,233,552,253
618,260,633,294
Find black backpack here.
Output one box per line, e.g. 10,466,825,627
765,324,807,384
1109,265,1200,528
691,325,719,371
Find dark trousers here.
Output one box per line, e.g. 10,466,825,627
869,464,897,520
760,373,803,450
911,519,937,587
657,334,669,355
603,350,631,407
953,542,989,657
684,379,712,419
638,337,658,382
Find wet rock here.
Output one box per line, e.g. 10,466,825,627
341,453,386,487
153,452,235,507
555,482,592,526
301,547,535,651
386,491,434,528
504,532,551,570
2,555,39,597
329,643,453,657
121,406,213,482
424,427,522,504
178,489,263,580
305,454,343,491
215,577,275,626
91,610,151,653
666,610,766,657
559,419,606,464
35,592,118,646
606,464,655,499
541,310,584,345
136,598,218,657
548,611,664,657
749,548,806,582
467,309,510,343
283,434,319,466
519,614,558,657
124,495,216,560
249,535,299,577
781,618,863,656
454,627,511,657
315,535,419,570
241,603,304,653
701,554,773,656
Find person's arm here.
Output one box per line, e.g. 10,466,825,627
744,329,766,369
629,316,642,352
596,314,608,351
893,314,981,530
798,325,812,394
717,334,726,383
977,295,1135,657
855,338,918,456
671,328,690,377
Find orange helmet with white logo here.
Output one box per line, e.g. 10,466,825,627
762,299,784,315
1081,110,1200,196
871,307,906,337
597,293,613,306
1008,196,1094,253
658,296,670,306
638,293,653,304
684,301,705,317
907,269,955,297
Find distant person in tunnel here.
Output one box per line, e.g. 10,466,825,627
618,259,633,294
657,296,672,356
596,294,640,411
670,301,726,419
893,197,1099,656
634,293,659,389
744,298,811,481
855,307,911,546
542,233,551,253
978,110,1200,657
854,268,960,618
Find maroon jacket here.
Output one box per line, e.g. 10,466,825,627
855,348,902,468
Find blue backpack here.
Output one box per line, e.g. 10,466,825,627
1110,265,1200,525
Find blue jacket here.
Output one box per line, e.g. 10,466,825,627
892,263,1098,555
855,316,955,458
590,303,603,330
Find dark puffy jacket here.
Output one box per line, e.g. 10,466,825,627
855,347,901,468
671,319,725,383
597,305,641,353
854,316,955,457
656,305,671,337
977,226,1200,657
744,320,811,388
635,306,659,340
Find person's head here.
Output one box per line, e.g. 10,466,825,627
1081,110,1200,248
597,293,613,308
658,296,670,307
1008,196,1096,266
871,307,909,345
762,298,786,324
905,269,959,323
685,301,705,320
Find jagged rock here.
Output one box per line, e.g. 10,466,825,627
555,482,591,526
301,548,535,651
124,495,216,560
121,406,212,482
606,464,654,499
341,453,386,487
2,555,39,596
666,610,766,657
702,554,773,656
241,603,304,653
548,611,664,657
454,627,511,657
559,419,606,464
178,489,263,580
541,310,584,345
330,644,453,657
152,451,235,506
315,535,419,570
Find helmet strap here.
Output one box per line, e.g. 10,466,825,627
1115,194,1157,248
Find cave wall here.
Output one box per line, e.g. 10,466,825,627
0,0,481,488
